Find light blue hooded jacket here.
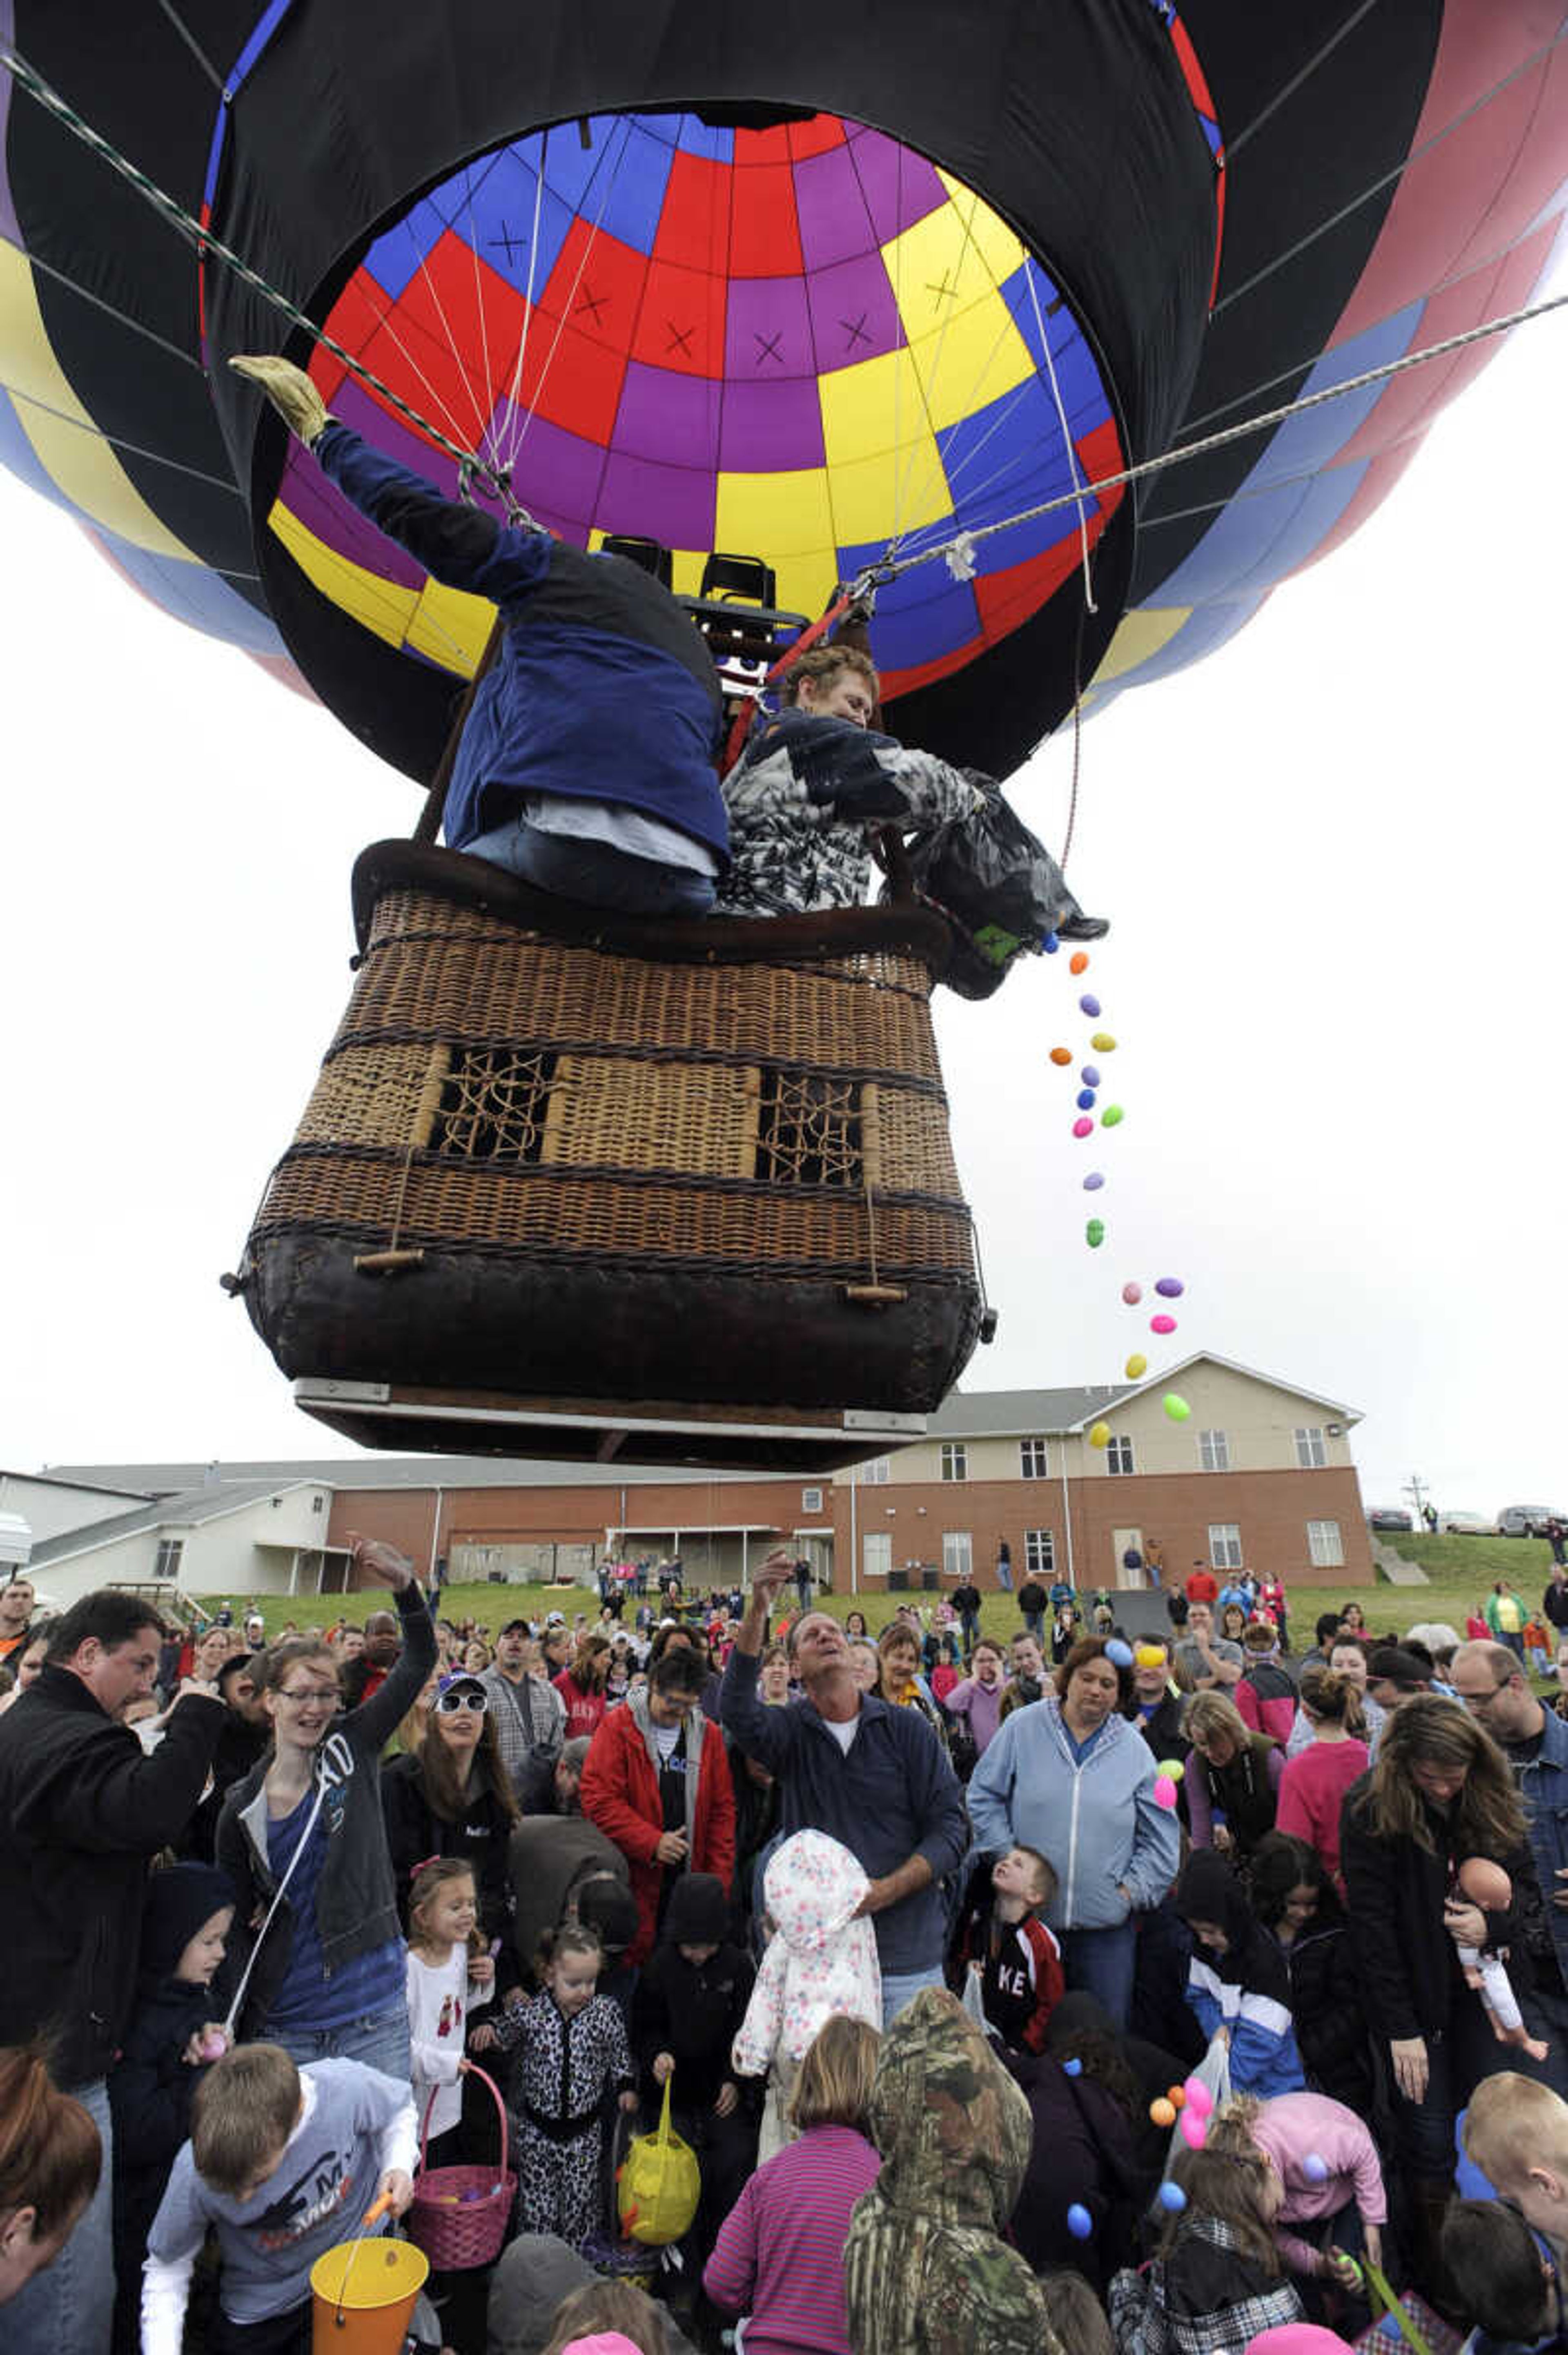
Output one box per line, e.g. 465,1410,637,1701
966,1695,1180,1929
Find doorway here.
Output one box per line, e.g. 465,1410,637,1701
1112,1527,1146,1587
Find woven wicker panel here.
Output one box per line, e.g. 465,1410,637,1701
255,1151,976,1277
543,1056,760,1178
432,1047,555,1163
291,1042,450,1149
334,893,943,1083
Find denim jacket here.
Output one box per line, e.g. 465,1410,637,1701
1516,1701,1568,1984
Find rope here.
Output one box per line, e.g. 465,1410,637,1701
495,123,550,475
0,42,521,513
0,372,253,508
1224,0,1385,161
151,0,226,97
1025,256,1097,615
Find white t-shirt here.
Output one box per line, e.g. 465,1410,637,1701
824,1716,859,1754
407,1944,491,2141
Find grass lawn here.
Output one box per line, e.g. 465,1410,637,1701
214,1533,1561,1651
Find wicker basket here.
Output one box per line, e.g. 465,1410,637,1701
236,843,984,1457
405,2064,513,2272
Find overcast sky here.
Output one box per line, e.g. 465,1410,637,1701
2,311,1564,1518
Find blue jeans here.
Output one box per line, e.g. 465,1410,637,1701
881,1965,947,2028
462,815,717,916
266,2007,412,2081
7,2075,114,2355
1060,1919,1137,2029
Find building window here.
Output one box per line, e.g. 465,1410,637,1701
1019,1437,1049,1479
312,1494,324,1513
1294,1426,1327,1468
1208,1524,1243,1571
863,1533,891,1580
940,1442,968,1483
1307,1518,1345,1568
1198,1428,1229,1472
153,1537,184,1580
1025,1529,1055,1576
859,1456,891,1485
942,1531,973,1580
1107,1436,1135,1476
801,1487,824,1516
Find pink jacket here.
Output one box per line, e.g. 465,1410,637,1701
1249,2090,1385,2279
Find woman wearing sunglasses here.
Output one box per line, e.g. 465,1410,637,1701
215,1535,437,2077
381,1672,523,2007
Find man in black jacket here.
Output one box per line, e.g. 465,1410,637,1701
1016,1577,1048,1641
0,1589,227,2355
950,1577,982,1654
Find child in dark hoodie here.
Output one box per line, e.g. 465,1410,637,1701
109,1861,236,2354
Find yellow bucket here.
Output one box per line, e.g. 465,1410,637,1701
309,2223,428,2355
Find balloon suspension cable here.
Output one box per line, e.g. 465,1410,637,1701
0,42,532,524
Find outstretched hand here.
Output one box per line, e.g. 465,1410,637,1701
229,355,330,447
344,1532,416,1592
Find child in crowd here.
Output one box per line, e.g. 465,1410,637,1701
1274,1668,1368,1889
1248,1836,1373,2114
1463,2074,1568,2257
485,1924,636,2248
1441,2199,1563,2355
405,1859,493,2160
1452,1859,1550,2060
949,1845,1065,2054
1523,1615,1553,1680
1207,2091,1385,2319
141,2043,417,2355
1108,2142,1305,2355
109,1863,236,2355
630,1874,757,2272
1174,1850,1305,2097
1237,1622,1300,1746
732,1830,881,2161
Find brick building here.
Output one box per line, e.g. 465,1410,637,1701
39,1350,1372,1600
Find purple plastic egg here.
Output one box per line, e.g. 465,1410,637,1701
1149,1312,1177,1335
1154,1277,1185,1299
1083,1172,1105,1191
1072,1116,1094,1138
1081,1064,1100,1087
1079,994,1101,1017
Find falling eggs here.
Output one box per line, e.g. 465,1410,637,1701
1050,1046,1073,1066
1089,1422,1111,1449
1124,1352,1147,1379
1081,1064,1101,1087
1157,2183,1188,2215
1101,1104,1124,1127
1084,1172,1106,1192
1163,1393,1191,1421
1153,1774,1179,1810
1072,1116,1094,1138
1079,993,1102,1017
1150,1313,1177,1334
1067,2203,1094,2240
1089,1031,1116,1052
1069,951,1089,974
1086,1218,1105,1247
1106,1638,1134,1668
1122,1282,1143,1305
1149,2098,1176,2128
1076,1087,1097,1110
1154,1276,1185,1299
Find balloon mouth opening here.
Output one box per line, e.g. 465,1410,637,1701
270,103,1125,709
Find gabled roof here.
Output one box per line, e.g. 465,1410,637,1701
27,1480,321,1569
925,1386,1135,1438
1,1467,154,1501
1056,1352,1362,1433
42,1455,762,1495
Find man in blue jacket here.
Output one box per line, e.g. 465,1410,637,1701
721,1551,967,2025
1450,1639,1568,2094
232,355,728,916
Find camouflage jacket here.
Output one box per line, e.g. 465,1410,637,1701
843,1987,1065,2355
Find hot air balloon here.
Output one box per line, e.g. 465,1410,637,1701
1,3,1563,1461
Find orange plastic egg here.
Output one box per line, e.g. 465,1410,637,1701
1049,1046,1073,1066
1069,951,1089,974
1150,2097,1176,2128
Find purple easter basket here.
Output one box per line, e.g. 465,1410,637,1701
406,2064,514,2270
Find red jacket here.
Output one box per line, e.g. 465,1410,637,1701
579,1698,735,1964
1185,1570,1219,1604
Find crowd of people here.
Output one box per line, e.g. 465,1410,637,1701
2,1546,1568,2355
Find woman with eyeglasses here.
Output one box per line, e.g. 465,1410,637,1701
215,1535,436,2078
381,1671,522,2008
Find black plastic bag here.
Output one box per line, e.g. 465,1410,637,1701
893,771,1082,998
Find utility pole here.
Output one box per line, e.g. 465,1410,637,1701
1401,1473,1431,1525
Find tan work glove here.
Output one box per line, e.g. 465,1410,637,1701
229,354,331,447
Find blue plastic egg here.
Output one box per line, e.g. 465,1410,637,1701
1076,1088,1096,1110
1043,931,1060,953
1063,2057,1083,2077
1157,2182,1187,2214
1081,1064,1100,1087
1105,1639,1134,1669
1067,2203,1093,2240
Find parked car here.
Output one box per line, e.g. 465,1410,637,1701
1369,1508,1414,1532
1440,1511,1497,1535
1498,1507,1561,1538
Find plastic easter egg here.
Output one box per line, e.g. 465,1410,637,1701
1149,2097,1176,2128
1157,2182,1188,2215
1086,1218,1105,1247
1043,931,1060,952
1303,2153,1330,2185
1076,1087,1097,1110
1135,1643,1166,1669
1101,1104,1124,1127
1183,2076,1215,2119
1079,993,1101,1017
1153,1774,1178,1810
1122,1281,1143,1304
1106,1638,1134,1667
1081,1064,1101,1087
1083,1172,1105,1191
1155,1276,1185,1298
1124,1352,1147,1379
1062,2056,1083,2078
1150,1312,1177,1334
1156,1758,1185,1783
1167,2086,1186,2111
1163,1393,1191,1422
1072,1116,1094,1138
1179,2110,1207,2150
1067,2203,1094,2240
199,2030,228,2062
1069,951,1089,974
1089,1421,1112,1449
1050,1045,1073,1066
1090,1030,1116,1052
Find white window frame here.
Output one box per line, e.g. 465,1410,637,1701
1025,1528,1055,1576
801,1486,824,1515
1107,1435,1135,1476
153,1537,184,1580
1208,1523,1243,1572
862,1532,892,1580
1019,1437,1049,1479
940,1442,968,1483
859,1455,891,1485
1307,1518,1345,1569
1294,1425,1327,1469
942,1531,973,1580
1198,1428,1229,1472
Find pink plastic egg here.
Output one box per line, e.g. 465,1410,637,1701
1184,2076,1215,2119
1149,1313,1177,1335
1121,1282,1143,1305
1179,2110,1208,2150
1072,1116,1094,1138
1153,1775,1178,1811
